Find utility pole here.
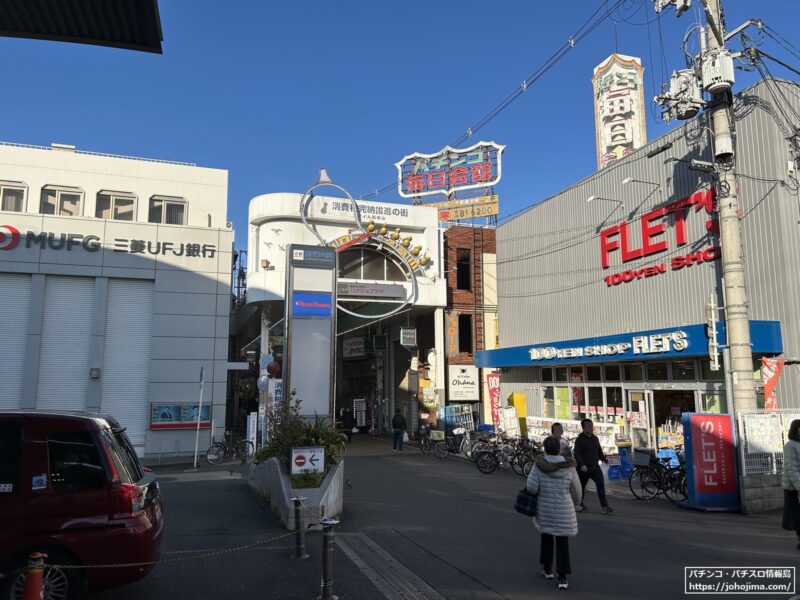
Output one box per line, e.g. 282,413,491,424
655,0,757,413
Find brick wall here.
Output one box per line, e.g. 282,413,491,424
443,226,496,365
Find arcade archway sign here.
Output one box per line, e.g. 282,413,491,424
298,170,428,320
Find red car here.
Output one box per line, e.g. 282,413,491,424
0,411,164,600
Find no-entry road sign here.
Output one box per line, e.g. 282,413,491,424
291,446,325,475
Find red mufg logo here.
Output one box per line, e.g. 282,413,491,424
0,225,21,251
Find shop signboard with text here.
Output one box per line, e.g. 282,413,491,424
683,413,740,511
449,365,479,402
475,321,783,368
395,141,505,198
599,188,720,288
487,373,501,428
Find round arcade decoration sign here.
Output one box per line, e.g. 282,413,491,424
299,170,430,320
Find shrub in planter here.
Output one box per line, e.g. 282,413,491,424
254,392,348,471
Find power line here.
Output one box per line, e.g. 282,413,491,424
360,0,627,202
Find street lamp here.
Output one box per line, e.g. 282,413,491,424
621,177,661,189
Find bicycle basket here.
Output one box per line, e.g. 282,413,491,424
430,430,445,441
631,449,654,466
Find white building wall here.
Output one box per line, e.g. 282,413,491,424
0,142,232,458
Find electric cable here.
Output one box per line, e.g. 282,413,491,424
360,0,628,202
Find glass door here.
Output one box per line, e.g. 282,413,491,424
626,390,654,449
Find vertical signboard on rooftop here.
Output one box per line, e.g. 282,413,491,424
593,53,647,169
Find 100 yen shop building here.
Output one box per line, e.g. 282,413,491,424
477,80,799,455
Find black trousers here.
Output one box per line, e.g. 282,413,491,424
579,465,609,508
783,489,800,536
540,534,571,576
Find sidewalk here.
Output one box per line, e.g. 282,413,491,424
92,463,379,600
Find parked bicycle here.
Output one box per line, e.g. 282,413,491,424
433,428,481,460
206,431,255,465
628,446,686,502
419,423,433,453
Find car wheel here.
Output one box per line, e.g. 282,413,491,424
5,551,85,600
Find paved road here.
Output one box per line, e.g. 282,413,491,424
339,436,796,600
91,438,796,600
91,462,379,600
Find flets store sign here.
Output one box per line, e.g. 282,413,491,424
599,188,720,287
0,224,216,258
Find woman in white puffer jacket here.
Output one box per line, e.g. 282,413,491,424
526,436,582,590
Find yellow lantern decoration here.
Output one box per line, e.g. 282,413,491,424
379,224,388,235
367,220,376,232
391,228,401,240
402,237,412,248
419,256,430,266
411,246,422,256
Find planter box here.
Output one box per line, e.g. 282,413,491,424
248,457,344,530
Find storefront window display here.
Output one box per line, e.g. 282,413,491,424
555,367,568,382
700,359,725,381
604,364,621,382
702,393,727,413
607,387,623,423
555,386,570,419
588,387,604,422
586,365,602,382
672,360,696,381
543,386,555,418
624,363,644,381
647,362,669,381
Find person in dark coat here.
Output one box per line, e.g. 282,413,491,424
573,418,613,513
527,436,581,590
391,408,407,453
782,419,800,551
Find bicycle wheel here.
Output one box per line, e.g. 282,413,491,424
471,441,490,460
206,443,226,465
629,467,660,500
664,470,688,503
511,451,533,476
476,452,498,474
522,459,535,477
433,441,449,459
237,440,255,462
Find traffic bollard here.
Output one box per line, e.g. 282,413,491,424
22,552,47,600
291,496,309,560
318,518,340,600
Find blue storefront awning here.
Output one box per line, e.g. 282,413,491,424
475,320,782,369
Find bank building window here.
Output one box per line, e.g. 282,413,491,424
40,185,83,217
0,181,26,212
96,191,136,221
149,196,187,225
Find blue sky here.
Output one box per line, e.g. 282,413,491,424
2,0,799,248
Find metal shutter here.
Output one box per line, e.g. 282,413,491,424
101,279,154,457
0,274,32,409
37,277,94,410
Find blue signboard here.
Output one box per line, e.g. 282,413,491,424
292,292,333,318
475,320,782,368
682,413,740,512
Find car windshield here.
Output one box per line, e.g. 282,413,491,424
100,428,144,483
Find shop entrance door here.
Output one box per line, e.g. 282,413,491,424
626,390,654,449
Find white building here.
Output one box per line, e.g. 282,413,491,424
238,192,447,434
0,141,233,459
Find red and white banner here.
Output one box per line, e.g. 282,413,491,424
487,373,501,428
761,357,785,412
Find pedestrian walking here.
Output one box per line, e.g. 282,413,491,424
391,408,407,453
573,418,613,513
526,436,581,590
782,419,800,551
551,422,572,458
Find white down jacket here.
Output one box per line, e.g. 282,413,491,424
526,455,582,537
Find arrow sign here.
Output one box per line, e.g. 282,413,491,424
291,446,325,475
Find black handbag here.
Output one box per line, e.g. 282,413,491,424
515,488,538,516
